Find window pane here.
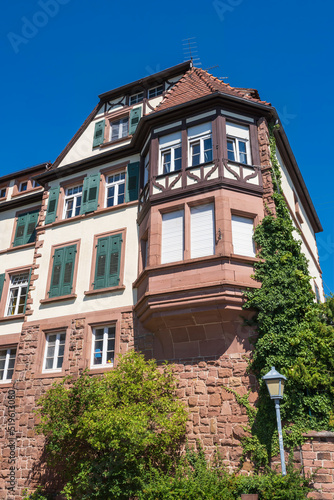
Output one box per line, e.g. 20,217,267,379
204,138,212,163
75,196,82,216
227,140,235,161
191,142,201,166
65,199,74,218
239,153,247,164
57,356,64,369
174,146,182,171
45,357,53,369
107,186,115,207
162,152,171,174
17,286,27,314
239,141,246,153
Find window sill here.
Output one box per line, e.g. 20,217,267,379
84,285,125,296
11,187,43,198
88,365,114,375
0,242,35,255
156,169,182,180
186,160,215,170
98,136,133,149
225,159,255,168
40,294,77,304
36,371,66,379
0,381,14,387
0,314,25,323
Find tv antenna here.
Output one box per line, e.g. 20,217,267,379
182,37,202,67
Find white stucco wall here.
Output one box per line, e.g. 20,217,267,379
30,160,139,321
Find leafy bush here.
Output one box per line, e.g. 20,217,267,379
35,351,188,499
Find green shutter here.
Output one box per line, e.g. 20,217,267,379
129,107,142,135
23,268,32,313
25,211,39,244
61,245,76,296
13,211,39,247
49,247,64,298
108,234,122,287
45,186,60,224
93,120,105,147
125,162,140,202
94,234,122,290
49,245,77,297
81,174,100,214
94,237,109,289
13,214,27,246
0,273,5,300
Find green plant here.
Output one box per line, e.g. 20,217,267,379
240,124,334,463
36,351,188,499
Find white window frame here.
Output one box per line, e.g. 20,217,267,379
226,122,252,165
159,132,182,175
6,273,29,316
105,171,126,207
43,332,66,372
130,92,144,105
19,181,28,192
109,117,129,142
91,325,116,368
148,85,164,99
63,184,83,219
0,347,16,383
187,122,213,167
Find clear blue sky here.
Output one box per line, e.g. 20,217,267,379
1,0,333,295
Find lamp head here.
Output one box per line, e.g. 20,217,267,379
262,366,287,399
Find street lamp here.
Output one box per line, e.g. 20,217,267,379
262,366,287,476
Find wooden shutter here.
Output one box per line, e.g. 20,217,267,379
81,174,100,214
190,203,215,258
93,120,105,147
13,214,27,246
107,234,122,287
25,211,39,244
0,273,5,300
49,247,64,297
231,215,255,257
161,210,184,264
49,244,76,297
61,245,76,295
45,186,60,224
94,236,109,289
125,162,139,202
129,107,142,135
94,235,122,289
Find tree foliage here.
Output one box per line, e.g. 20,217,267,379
35,351,188,499
242,125,334,462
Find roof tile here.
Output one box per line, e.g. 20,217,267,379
154,67,270,112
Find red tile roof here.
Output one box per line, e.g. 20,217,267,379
155,67,270,112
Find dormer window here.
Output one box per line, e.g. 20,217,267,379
110,117,129,142
19,181,28,192
148,85,164,98
130,92,144,105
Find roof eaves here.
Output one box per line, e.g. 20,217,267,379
98,61,192,101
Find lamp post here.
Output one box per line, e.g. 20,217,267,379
262,366,287,476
